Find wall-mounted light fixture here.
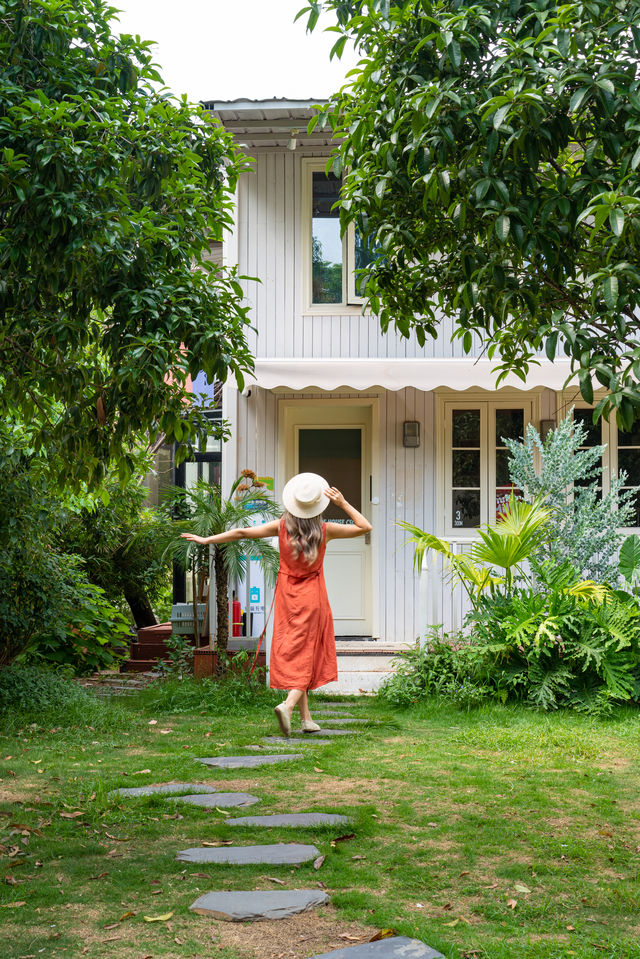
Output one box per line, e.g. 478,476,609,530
403,421,420,448
540,418,556,441
287,129,299,151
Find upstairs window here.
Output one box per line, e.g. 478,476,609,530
305,161,376,309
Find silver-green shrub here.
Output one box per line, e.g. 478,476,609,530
505,412,634,583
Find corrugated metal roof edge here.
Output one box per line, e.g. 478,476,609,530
200,97,328,112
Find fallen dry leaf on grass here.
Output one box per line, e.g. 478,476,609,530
313,767,323,773
144,912,173,922
266,876,285,885
313,855,325,870
132,769,152,774
105,833,130,841
506,899,518,909
514,884,531,894
191,873,211,879
1,901,26,908
119,911,136,921
59,811,84,819
148,720,158,726
369,929,396,942
339,934,364,942
88,872,109,881
330,833,355,847
202,840,232,847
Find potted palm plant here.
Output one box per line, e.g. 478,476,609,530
167,471,281,672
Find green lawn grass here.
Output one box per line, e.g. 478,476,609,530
1,682,639,959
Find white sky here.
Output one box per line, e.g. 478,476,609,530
112,0,358,103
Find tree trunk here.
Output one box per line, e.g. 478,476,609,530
124,587,157,629
214,546,228,673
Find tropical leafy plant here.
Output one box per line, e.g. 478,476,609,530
399,494,551,600
167,472,281,662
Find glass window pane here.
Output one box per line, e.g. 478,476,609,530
495,449,511,486
185,461,198,491
452,450,480,487
619,449,640,487
452,490,480,528
312,172,342,304
452,410,480,447
573,408,601,447
354,229,378,298
618,422,640,447
496,409,524,444
298,427,361,519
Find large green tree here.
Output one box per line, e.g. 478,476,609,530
0,0,252,484
302,0,640,426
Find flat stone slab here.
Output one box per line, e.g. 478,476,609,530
298,729,358,736
190,888,329,921
263,737,332,745
176,843,320,865
309,718,369,725
308,937,444,959
226,813,350,828
170,792,260,808
109,783,219,798
196,754,303,769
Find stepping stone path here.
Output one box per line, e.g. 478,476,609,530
176,843,320,865
309,938,445,959
225,812,351,828
169,792,260,808
129,698,448,955
109,783,219,798
196,753,303,769
190,888,330,921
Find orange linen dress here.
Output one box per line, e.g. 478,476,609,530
269,519,337,691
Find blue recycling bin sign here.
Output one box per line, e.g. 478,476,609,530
249,586,263,613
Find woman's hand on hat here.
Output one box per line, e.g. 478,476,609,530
325,487,346,510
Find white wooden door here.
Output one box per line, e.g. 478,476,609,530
283,403,373,638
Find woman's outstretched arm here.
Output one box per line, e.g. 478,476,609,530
324,487,372,541
181,519,280,546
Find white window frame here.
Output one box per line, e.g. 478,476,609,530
302,158,366,314
437,393,536,537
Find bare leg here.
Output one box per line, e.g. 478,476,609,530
284,688,305,713
297,691,311,721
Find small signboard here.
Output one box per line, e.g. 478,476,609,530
249,586,264,613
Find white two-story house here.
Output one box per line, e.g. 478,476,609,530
203,97,640,690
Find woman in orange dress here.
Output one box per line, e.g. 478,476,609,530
181,473,372,736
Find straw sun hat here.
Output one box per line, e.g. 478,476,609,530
282,472,330,519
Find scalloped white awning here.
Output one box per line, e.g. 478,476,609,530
243,358,575,393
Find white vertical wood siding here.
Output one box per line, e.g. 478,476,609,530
234,385,442,646
236,150,484,361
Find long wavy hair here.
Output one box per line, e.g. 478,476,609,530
283,509,324,565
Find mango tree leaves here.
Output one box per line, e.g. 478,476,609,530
302,0,640,427
0,0,253,486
